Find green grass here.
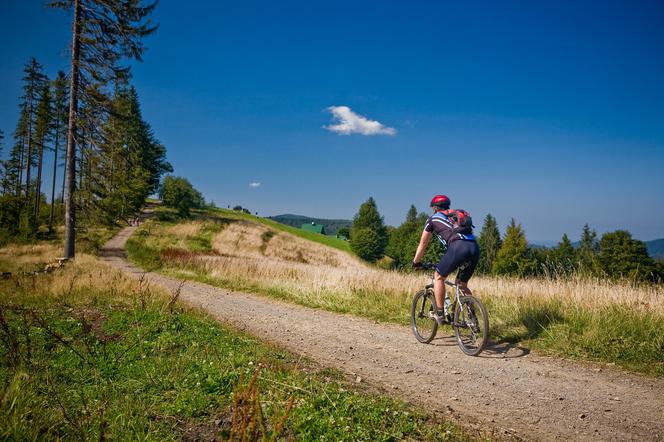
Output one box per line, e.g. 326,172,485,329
127,212,664,377
485,297,664,375
209,207,352,253
0,253,473,440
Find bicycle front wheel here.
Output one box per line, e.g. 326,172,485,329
411,289,438,343
453,295,489,356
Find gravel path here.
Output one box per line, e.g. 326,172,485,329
100,222,664,441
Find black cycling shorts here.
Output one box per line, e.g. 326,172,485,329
436,240,480,283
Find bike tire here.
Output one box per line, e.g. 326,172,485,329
411,289,438,343
453,295,489,356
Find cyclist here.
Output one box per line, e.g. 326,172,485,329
412,195,479,323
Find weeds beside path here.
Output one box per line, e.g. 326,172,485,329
0,247,467,440
104,221,664,441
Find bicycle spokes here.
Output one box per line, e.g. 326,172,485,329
453,296,489,356
411,290,438,344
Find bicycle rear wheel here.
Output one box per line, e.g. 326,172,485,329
411,289,438,343
453,295,489,356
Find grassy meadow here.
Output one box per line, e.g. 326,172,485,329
210,207,352,253
127,208,664,376
0,243,472,441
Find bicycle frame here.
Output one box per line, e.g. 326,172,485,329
413,263,489,355
424,272,462,316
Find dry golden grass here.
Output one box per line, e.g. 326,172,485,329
156,221,664,317
165,221,204,238
212,222,363,268
470,275,664,312
0,243,62,273
180,253,663,314
0,243,168,308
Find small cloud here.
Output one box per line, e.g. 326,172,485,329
249,182,261,188
324,106,397,136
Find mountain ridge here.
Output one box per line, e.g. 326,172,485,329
533,238,664,258
268,214,352,236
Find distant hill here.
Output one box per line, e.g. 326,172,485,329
646,239,664,258
268,214,352,236
561,238,664,259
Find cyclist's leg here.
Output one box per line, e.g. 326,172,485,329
456,241,480,295
433,269,447,313
435,242,462,313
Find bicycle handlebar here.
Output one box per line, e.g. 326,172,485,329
414,262,438,270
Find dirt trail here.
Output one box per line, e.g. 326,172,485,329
100,222,664,441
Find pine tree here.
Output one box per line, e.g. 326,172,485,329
405,205,417,224
548,233,577,276
50,71,69,231
50,0,158,258
33,81,53,221
20,58,47,203
493,218,536,277
386,205,420,268
96,84,171,223
477,214,501,275
350,197,388,262
578,223,598,275
597,230,660,283
385,205,443,269
10,105,29,197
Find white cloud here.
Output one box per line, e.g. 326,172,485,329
249,182,261,188
324,106,397,136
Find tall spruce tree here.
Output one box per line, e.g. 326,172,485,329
350,197,388,262
386,205,443,269
477,213,501,274
10,105,30,197
51,0,158,258
20,58,47,203
97,84,171,223
386,205,420,268
50,71,69,231
578,223,598,275
548,233,577,276
493,218,537,277
33,81,53,221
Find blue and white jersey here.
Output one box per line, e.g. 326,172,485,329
424,212,476,246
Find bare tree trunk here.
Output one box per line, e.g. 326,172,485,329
61,148,67,208
64,0,81,259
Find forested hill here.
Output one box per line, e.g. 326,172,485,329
268,214,352,235
647,239,664,258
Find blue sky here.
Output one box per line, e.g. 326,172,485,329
1,0,663,243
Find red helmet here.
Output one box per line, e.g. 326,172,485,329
430,194,450,209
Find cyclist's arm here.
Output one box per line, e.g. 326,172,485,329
413,230,432,263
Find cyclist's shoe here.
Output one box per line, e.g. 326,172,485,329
431,309,447,325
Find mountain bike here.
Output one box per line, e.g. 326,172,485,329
411,263,489,356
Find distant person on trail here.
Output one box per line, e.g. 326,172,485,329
412,195,480,323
